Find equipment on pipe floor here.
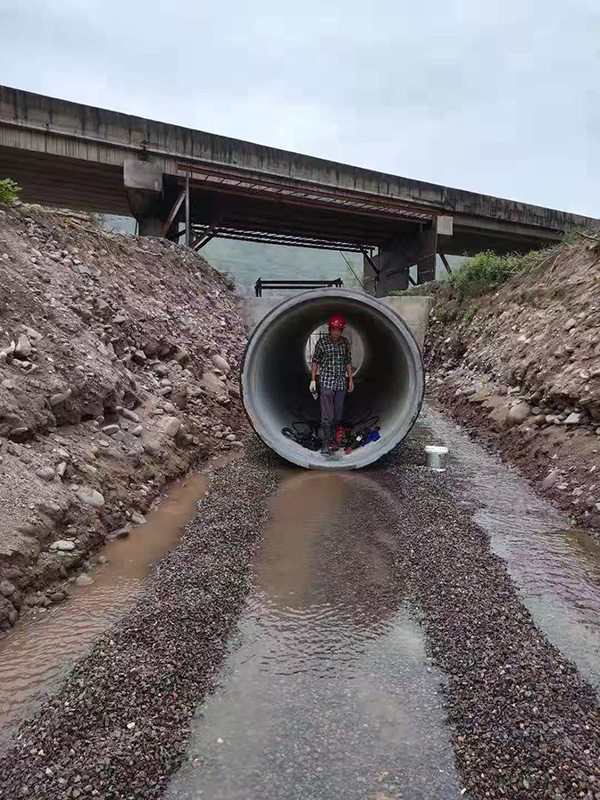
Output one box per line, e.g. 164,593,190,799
241,289,424,470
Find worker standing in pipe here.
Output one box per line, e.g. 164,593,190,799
309,314,354,455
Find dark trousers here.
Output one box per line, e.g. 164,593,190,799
320,388,346,425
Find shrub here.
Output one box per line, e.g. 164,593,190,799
448,250,541,301
0,178,21,205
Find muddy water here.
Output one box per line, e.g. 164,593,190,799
422,405,600,690
0,471,209,746
167,472,463,800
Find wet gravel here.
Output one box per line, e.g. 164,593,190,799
375,438,600,799
0,442,279,799
2,433,600,799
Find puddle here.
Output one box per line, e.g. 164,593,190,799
421,405,600,690
0,470,211,746
166,471,462,800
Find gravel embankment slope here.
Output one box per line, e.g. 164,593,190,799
425,239,600,539
0,203,248,632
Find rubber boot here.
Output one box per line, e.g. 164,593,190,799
330,420,340,452
320,423,332,455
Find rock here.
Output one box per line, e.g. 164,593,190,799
8,609,18,625
75,574,94,587
14,334,32,359
120,408,140,423
131,512,146,525
159,416,181,438
506,402,532,428
50,591,66,603
25,326,42,341
76,488,105,508
211,354,231,374
531,414,546,427
35,466,56,481
131,425,143,437
112,430,125,442
564,318,577,331
462,386,477,397
56,461,67,479
226,433,236,441
132,350,147,364
114,528,130,539
590,408,600,422
97,555,108,565
102,424,120,435
201,371,228,397
542,470,560,490
50,540,76,552
0,580,16,597
172,386,188,410
50,388,72,406
113,314,127,324
564,412,582,425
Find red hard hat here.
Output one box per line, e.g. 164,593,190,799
328,314,346,330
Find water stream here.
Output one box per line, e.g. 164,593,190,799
421,405,600,690
0,470,210,747
166,470,463,799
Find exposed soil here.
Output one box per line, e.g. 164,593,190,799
424,238,600,539
0,203,248,633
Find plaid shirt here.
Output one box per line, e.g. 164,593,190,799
312,335,352,391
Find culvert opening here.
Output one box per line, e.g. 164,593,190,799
241,289,424,470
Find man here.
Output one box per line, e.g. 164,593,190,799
309,314,354,455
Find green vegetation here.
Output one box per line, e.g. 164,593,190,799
0,178,21,205
222,272,236,292
447,249,545,301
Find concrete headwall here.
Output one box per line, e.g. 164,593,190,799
241,294,433,349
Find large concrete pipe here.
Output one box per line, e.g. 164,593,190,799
241,289,425,470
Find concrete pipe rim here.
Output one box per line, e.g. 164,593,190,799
240,288,425,470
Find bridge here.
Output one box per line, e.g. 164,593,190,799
1,86,597,294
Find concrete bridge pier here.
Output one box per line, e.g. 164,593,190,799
124,159,166,238
363,220,439,296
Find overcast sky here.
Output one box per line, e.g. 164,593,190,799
2,0,599,216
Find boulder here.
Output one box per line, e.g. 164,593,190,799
159,416,181,438
50,540,76,552
14,334,32,359
211,354,231,374
506,402,532,428
0,580,16,597
76,488,105,508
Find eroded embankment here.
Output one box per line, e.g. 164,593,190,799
1,435,600,799
425,238,600,539
0,204,247,633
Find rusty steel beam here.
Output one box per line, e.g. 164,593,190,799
160,190,185,238
177,162,433,221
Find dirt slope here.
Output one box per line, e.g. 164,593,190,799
0,203,248,632
425,238,600,537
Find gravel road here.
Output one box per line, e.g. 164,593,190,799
1,434,599,799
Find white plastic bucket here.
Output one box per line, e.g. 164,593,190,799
425,445,448,472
